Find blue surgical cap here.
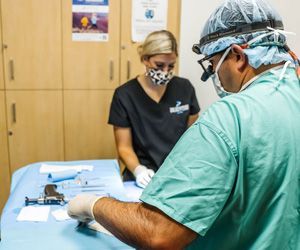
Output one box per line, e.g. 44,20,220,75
199,0,293,68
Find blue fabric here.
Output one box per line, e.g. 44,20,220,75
123,181,143,202
141,67,300,250
48,169,78,182
0,160,133,250
201,0,282,38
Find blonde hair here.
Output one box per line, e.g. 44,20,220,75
138,30,178,62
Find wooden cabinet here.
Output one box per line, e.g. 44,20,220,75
64,90,116,160
0,91,10,212
120,0,181,84
6,91,64,173
0,8,4,90
62,0,120,90
1,0,62,89
0,12,4,90
61,0,120,159
0,0,64,175
0,12,10,213
0,0,182,208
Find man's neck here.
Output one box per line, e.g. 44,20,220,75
242,62,285,85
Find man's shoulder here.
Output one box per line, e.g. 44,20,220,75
199,95,251,132
203,94,250,119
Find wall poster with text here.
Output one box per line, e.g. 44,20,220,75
132,0,168,42
72,0,109,42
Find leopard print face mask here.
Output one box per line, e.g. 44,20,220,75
146,68,174,86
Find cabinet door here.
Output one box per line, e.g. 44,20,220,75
0,13,4,90
6,91,64,173
62,0,120,89
120,0,181,84
64,90,116,160
1,0,62,89
0,91,10,212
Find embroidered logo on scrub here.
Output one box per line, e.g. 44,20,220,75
169,101,189,114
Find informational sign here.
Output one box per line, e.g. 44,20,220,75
72,0,109,42
131,0,168,42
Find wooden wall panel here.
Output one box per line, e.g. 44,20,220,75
1,0,62,89
0,91,10,212
64,90,117,160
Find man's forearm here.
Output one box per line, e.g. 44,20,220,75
94,198,155,248
93,197,196,249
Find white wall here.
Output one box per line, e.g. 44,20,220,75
179,0,300,113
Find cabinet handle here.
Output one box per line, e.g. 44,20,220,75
12,103,17,123
9,59,15,80
127,60,131,80
109,60,114,81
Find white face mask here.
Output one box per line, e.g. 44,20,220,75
211,46,232,98
146,68,174,86
212,46,258,98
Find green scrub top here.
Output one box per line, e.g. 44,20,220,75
140,66,300,250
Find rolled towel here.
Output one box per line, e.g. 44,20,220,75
48,169,78,182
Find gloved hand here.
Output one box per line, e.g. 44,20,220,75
67,193,103,223
134,165,155,189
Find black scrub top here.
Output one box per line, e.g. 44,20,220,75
108,76,200,180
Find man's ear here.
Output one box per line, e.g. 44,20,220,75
231,44,248,71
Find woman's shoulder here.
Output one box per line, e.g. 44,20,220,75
115,78,140,94
171,76,194,88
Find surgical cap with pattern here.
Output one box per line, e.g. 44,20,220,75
199,0,293,68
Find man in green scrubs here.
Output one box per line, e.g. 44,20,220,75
68,0,300,249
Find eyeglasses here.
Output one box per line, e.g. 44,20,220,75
197,49,229,82
197,52,218,82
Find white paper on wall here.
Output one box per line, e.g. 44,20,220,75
131,0,168,42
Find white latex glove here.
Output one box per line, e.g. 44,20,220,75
67,193,103,223
134,165,155,189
